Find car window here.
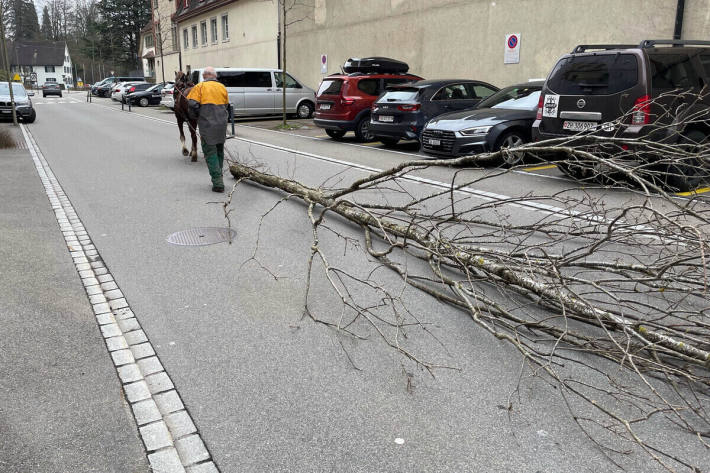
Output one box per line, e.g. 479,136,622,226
471,84,497,99
191,71,200,84
244,72,272,87
217,71,246,87
357,79,379,96
478,85,542,110
648,52,700,90
317,79,343,96
383,78,412,89
432,83,474,101
547,53,639,95
275,73,301,88
700,54,710,78
378,88,420,102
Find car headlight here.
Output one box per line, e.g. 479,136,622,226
459,126,492,136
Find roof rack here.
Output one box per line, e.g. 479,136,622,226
572,44,637,53
640,39,710,48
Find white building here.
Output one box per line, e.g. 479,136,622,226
9,40,74,88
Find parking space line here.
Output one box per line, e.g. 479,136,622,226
523,164,558,172
675,187,710,197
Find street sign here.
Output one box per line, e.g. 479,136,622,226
12,73,20,81
30,72,37,82
321,54,327,74
504,33,521,64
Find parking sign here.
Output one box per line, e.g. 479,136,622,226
504,33,521,64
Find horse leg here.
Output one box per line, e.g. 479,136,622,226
189,120,198,162
177,117,189,156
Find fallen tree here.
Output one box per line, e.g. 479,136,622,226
227,133,710,472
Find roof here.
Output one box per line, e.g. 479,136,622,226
8,40,67,66
175,0,237,22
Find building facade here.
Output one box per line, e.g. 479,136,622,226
161,0,710,91
8,40,74,88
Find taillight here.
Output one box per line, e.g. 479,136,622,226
129,87,136,93
341,97,356,105
632,95,651,125
536,94,544,120
397,104,421,112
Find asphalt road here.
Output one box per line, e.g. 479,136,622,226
16,92,708,472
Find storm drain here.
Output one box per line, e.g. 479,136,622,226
166,227,236,246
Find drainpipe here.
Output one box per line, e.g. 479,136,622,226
673,0,685,41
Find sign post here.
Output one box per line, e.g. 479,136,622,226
504,33,521,64
320,54,328,75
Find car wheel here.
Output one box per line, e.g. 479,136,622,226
325,129,346,140
139,97,149,107
496,131,527,167
297,101,314,119
665,129,708,192
354,115,375,142
59,93,63,98
379,137,399,147
23,109,36,124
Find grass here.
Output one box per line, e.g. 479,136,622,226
0,128,16,149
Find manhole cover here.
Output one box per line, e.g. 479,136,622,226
166,227,236,246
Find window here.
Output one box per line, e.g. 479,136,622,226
171,26,177,51
356,79,379,96
477,85,542,111
700,54,710,77
221,14,229,41
183,29,189,49
200,21,207,46
382,78,410,88
547,54,639,95
275,72,301,88
432,83,474,101
648,53,700,90
216,71,272,88
145,34,154,48
191,25,198,48
45,65,55,73
45,78,57,82
210,18,218,43
471,84,497,99
317,79,343,96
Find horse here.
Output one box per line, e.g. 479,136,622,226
173,71,198,162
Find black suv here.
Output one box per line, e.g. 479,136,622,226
532,40,710,190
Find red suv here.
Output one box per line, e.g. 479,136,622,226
314,72,423,141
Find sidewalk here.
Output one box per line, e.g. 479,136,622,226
0,124,149,473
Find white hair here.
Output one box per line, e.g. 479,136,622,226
203,66,217,79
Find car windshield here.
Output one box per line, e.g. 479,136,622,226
147,84,161,92
478,85,541,110
0,83,28,97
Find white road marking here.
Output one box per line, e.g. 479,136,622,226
19,123,220,473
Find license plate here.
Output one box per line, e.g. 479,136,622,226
319,104,331,110
563,120,598,132
378,115,394,122
428,139,441,146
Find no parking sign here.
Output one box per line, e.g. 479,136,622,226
504,33,521,64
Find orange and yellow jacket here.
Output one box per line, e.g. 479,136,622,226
187,79,229,145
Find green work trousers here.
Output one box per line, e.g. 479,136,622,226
201,139,225,189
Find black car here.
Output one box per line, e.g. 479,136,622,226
532,39,710,190
370,79,499,146
0,82,36,123
93,76,145,97
421,81,543,164
125,84,163,107
42,83,62,97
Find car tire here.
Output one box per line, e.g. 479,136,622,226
297,101,314,119
379,137,399,147
24,109,36,124
139,97,149,107
665,129,708,192
496,131,527,167
59,93,62,98
325,129,346,140
354,115,375,142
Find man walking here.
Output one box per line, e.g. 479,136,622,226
187,66,229,192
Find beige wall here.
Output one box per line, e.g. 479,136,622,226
178,0,278,72
285,0,710,91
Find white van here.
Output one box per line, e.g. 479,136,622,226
190,68,316,118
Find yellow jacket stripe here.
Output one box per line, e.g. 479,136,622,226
186,80,229,105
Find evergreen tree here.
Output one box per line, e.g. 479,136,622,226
96,0,150,71
40,5,51,40
12,0,40,40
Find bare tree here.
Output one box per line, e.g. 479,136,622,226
224,94,710,471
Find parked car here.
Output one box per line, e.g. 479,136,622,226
314,59,423,141
121,83,155,103
0,82,36,123
189,68,316,118
532,39,710,190
42,83,62,97
370,79,499,146
126,84,163,107
111,81,146,102
421,81,544,165
160,82,175,109
93,76,144,97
